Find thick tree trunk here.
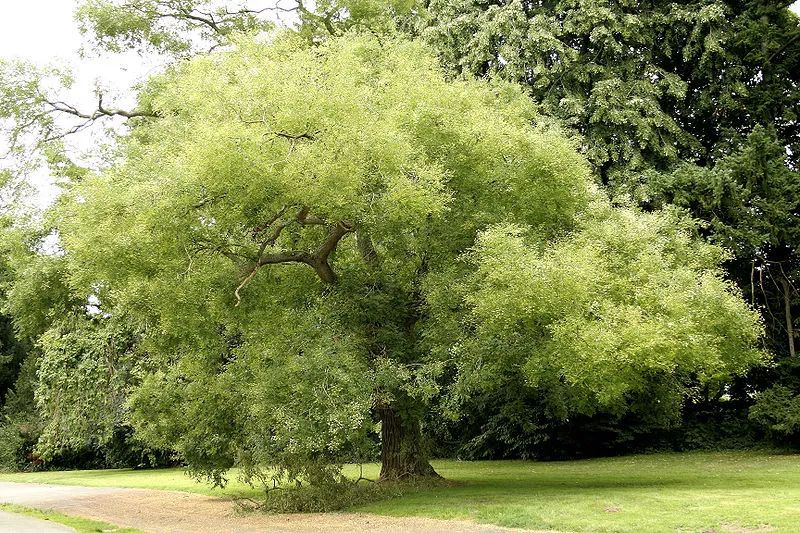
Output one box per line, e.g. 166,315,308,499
378,406,440,482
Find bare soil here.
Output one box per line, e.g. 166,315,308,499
0,481,548,533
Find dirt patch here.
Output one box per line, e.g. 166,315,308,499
0,482,552,533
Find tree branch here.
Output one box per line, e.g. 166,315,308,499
274,131,315,141
316,221,354,263
252,205,288,237
295,206,327,225
234,216,355,304
45,93,158,122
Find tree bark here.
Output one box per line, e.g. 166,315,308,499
780,276,796,357
377,405,440,482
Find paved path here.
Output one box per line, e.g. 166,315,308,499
0,481,541,533
0,509,74,532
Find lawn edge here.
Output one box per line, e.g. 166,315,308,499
0,503,143,533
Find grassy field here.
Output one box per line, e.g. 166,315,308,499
0,503,141,533
2,451,799,532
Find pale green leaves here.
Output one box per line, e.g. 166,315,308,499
454,201,765,414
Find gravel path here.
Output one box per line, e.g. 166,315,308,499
0,509,75,532
0,481,544,533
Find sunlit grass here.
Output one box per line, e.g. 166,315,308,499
0,503,141,533
2,451,799,532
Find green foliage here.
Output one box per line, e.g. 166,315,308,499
53,32,591,486
0,355,43,471
750,385,800,442
250,480,413,513
420,0,800,185
75,0,417,55
0,287,28,407
649,126,800,259
0,60,67,154
47,30,766,494
0,0,778,487
419,3,800,426
428,200,764,427
76,0,274,55
0,216,170,471
0,62,79,203
34,316,141,462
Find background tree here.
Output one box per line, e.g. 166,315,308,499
420,0,800,185
0,196,167,470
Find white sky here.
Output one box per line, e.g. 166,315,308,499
0,1,165,208
1,0,799,207
0,2,174,120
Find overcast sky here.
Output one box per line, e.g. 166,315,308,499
0,1,162,101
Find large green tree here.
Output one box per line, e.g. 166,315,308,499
420,0,800,185
47,33,763,486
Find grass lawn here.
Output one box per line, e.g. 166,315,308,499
0,503,142,533
2,451,799,532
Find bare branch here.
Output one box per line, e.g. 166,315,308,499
179,8,222,33
274,131,315,141
45,93,158,123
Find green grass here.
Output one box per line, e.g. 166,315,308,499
2,451,800,532
359,451,800,532
0,503,142,533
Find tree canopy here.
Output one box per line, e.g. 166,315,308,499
46,32,764,487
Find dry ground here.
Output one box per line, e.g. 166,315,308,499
0,481,544,533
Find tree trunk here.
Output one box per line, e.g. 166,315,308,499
377,405,440,482
780,277,796,357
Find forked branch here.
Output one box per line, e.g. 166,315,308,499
233,207,355,305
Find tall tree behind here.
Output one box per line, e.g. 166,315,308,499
420,0,799,186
